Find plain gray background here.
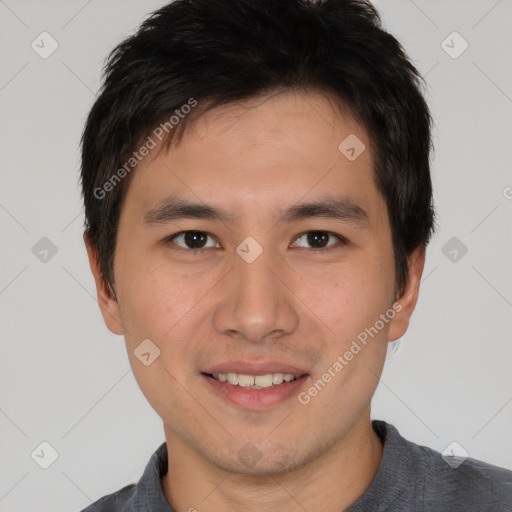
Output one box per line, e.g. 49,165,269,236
0,0,511,510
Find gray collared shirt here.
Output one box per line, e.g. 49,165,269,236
79,420,512,511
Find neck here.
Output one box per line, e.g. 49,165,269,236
162,412,383,512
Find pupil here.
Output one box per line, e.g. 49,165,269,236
308,231,328,248
185,231,206,248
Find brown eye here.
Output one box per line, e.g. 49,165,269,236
168,231,218,249
293,231,346,250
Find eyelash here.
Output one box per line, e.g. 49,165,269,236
164,230,348,253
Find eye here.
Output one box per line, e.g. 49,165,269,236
165,230,347,252
292,231,347,251
166,231,219,250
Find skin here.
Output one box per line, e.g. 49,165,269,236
85,90,425,512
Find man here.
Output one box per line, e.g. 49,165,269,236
80,0,512,510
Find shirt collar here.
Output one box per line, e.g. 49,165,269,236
132,440,174,511
346,420,425,511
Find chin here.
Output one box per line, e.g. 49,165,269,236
216,456,303,477
206,441,311,477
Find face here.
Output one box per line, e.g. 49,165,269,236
86,90,423,475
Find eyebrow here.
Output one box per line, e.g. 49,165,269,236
143,194,369,227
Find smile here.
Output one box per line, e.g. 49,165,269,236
202,372,310,410
208,372,302,388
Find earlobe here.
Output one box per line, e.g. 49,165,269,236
83,233,125,336
387,246,426,342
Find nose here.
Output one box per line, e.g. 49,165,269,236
212,245,300,343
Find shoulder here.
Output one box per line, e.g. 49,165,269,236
78,483,137,511
77,441,169,511
386,422,512,511
80,484,137,512
363,421,512,511
418,443,512,511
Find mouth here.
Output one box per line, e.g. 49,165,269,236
201,365,310,410
202,371,307,389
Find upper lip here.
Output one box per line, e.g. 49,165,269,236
203,360,309,376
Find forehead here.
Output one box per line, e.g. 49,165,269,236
121,90,385,225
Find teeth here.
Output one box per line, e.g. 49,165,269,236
272,373,284,385
227,373,239,385
255,374,273,387
238,374,255,387
211,372,300,388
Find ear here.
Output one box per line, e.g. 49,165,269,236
387,245,426,342
84,233,125,335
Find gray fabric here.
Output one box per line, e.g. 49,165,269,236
79,420,512,511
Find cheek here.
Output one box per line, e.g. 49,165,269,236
116,254,192,336
116,268,198,410
299,264,392,409
116,262,217,381
297,259,392,343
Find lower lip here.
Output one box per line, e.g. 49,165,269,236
202,373,309,410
